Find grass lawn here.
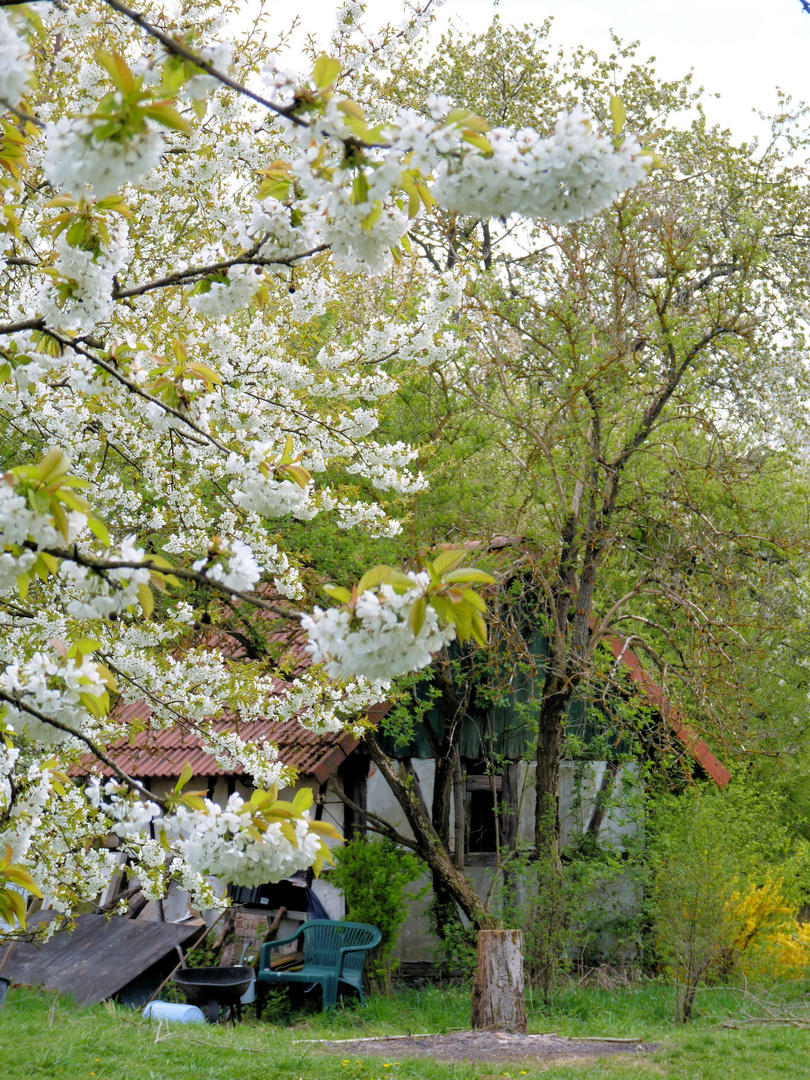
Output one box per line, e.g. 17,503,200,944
2,980,810,1080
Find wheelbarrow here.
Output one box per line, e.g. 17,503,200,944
171,965,254,1024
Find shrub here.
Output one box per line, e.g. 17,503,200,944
647,779,810,1022
330,836,427,993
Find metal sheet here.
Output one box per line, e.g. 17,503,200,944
0,914,205,1005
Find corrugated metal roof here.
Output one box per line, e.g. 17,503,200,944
0,912,205,1005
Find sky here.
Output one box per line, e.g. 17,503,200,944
280,0,810,140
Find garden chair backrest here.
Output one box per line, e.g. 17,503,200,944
300,920,380,975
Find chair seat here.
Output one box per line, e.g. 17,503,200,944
258,964,336,985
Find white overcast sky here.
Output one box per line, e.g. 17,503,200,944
276,0,810,140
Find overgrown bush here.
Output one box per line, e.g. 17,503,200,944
330,836,426,993
647,779,810,1022
426,894,478,980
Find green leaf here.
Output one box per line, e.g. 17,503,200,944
181,793,208,812
443,568,495,584
257,174,291,201
281,464,311,490
279,820,299,847
452,604,473,642
461,131,493,154
142,102,192,134
137,582,154,619
312,54,341,91
460,588,487,613
307,819,342,840
50,499,70,542
17,572,31,600
430,549,468,576
430,595,454,626
95,51,137,94
292,787,313,814
86,515,110,547
408,594,427,638
311,850,325,878
2,887,27,927
383,570,417,591
610,95,626,136
38,447,72,483
175,760,193,795
144,553,175,571
95,664,118,692
469,606,488,647
337,99,365,121
3,866,42,897
323,584,352,605
67,638,102,659
356,564,393,595
65,219,86,246
78,691,106,718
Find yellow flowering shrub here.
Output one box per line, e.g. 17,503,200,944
725,875,810,979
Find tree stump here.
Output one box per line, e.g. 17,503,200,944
471,929,527,1033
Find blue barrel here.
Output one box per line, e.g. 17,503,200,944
142,1000,205,1023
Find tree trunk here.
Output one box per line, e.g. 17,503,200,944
471,930,527,1033
534,674,567,862
365,735,498,930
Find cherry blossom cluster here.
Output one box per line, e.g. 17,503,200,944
302,572,457,683
0,481,85,593
44,118,165,200
198,730,289,790
174,794,324,887
0,651,108,745
39,225,130,333
225,447,313,519
192,537,263,594
62,537,152,620
189,265,262,319
0,760,124,922
85,777,161,837
431,109,648,223
0,10,31,108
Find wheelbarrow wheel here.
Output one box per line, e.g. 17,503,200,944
207,997,219,1024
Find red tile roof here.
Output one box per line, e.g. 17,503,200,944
95,608,359,784
101,702,358,784
93,564,728,789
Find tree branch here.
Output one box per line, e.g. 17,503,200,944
39,544,300,620
101,0,306,125
0,689,165,808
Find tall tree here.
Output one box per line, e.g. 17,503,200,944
376,22,810,864
0,2,646,927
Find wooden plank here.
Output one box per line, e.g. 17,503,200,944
0,914,204,1005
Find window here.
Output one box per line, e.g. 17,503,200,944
462,761,520,863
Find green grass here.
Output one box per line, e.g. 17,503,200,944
2,981,810,1080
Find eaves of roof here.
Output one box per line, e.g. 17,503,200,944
600,632,731,788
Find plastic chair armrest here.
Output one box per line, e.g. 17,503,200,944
259,930,303,968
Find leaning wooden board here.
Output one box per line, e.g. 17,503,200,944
0,913,205,1005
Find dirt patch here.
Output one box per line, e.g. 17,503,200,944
304,1030,658,1065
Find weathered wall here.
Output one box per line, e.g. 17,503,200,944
361,758,642,966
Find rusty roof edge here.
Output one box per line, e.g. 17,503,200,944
598,628,731,789
312,730,361,785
